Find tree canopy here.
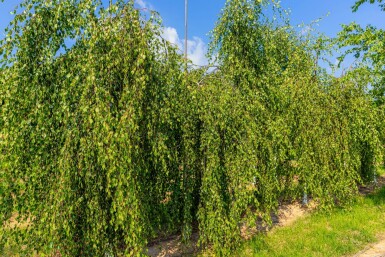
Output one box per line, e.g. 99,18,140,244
0,0,383,256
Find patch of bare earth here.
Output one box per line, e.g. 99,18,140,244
146,200,315,256
351,234,385,257
146,233,200,257
358,175,385,195
147,175,385,257
4,212,31,229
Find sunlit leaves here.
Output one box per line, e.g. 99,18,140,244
352,0,385,12
0,0,189,256
0,0,383,256
338,2,385,105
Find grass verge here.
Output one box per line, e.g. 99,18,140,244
236,187,385,257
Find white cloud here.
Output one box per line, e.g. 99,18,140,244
187,37,207,67
135,0,153,10
162,27,208,67
135,0,209,67
162,27,183,49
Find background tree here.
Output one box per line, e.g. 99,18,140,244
338,1,385,105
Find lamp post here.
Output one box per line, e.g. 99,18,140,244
184,0,188,71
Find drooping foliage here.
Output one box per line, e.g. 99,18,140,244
337,0,385,166
0,0,383,256
0,1,192,256
196,1,382,254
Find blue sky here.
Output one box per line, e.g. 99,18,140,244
145,0,385,68
1,0,384,68
143,0,384,41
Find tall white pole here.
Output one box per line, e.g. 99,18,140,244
184,0,188,71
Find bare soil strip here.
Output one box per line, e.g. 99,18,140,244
146,201,315,256
147,175,385,257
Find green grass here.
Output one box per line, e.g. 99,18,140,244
236,187,385,257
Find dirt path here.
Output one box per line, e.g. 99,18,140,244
352,235,385,257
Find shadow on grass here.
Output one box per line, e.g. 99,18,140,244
367,186,385,205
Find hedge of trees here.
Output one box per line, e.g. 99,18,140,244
0,0,383,256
